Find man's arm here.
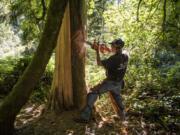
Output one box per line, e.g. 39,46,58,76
91,41,108,67
96,47,103,66
91,41,103,66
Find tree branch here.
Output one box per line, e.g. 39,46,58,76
145,0,162,22
137,0,142,22
162,0,167,31
29,0,47,21
41,0,47,20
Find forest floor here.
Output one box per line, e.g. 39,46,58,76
14,103,178,135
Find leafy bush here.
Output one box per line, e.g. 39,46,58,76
166,62,180,88
0,56,54,102
0,57,21,94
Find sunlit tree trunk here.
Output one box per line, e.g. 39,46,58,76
0,0,68,134
70,0,87,109
49,3,74,111
49,0,87,111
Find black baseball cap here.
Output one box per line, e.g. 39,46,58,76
109,38,124,48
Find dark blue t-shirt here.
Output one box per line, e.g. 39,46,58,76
101,52,128,81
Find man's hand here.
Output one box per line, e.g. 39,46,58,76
91,40,99,51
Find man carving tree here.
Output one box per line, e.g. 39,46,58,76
75,38,129,123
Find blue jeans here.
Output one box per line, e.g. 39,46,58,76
80,79,125,121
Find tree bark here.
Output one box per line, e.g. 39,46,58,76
70,0,87,109
49,3,74,111
0,0,68,134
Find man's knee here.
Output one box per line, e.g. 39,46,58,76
87,90,99,99
86,91,99,107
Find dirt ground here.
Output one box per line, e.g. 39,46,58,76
14,103,178,135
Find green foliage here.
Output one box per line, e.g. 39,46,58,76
85,48,106,87
0,56,31,94
10,0,50,43
87,0,114,41
166,62,180,88
0,0,54,102
0,1,25,58
0,56,54,102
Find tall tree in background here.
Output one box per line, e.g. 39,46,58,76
0,0,68,134
87,0,108,41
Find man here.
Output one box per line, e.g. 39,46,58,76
75,38,129,123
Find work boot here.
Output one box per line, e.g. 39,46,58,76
74,106,92,123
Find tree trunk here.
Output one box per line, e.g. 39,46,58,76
70,0,87,109
0,0,68,134
49,3,74,111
